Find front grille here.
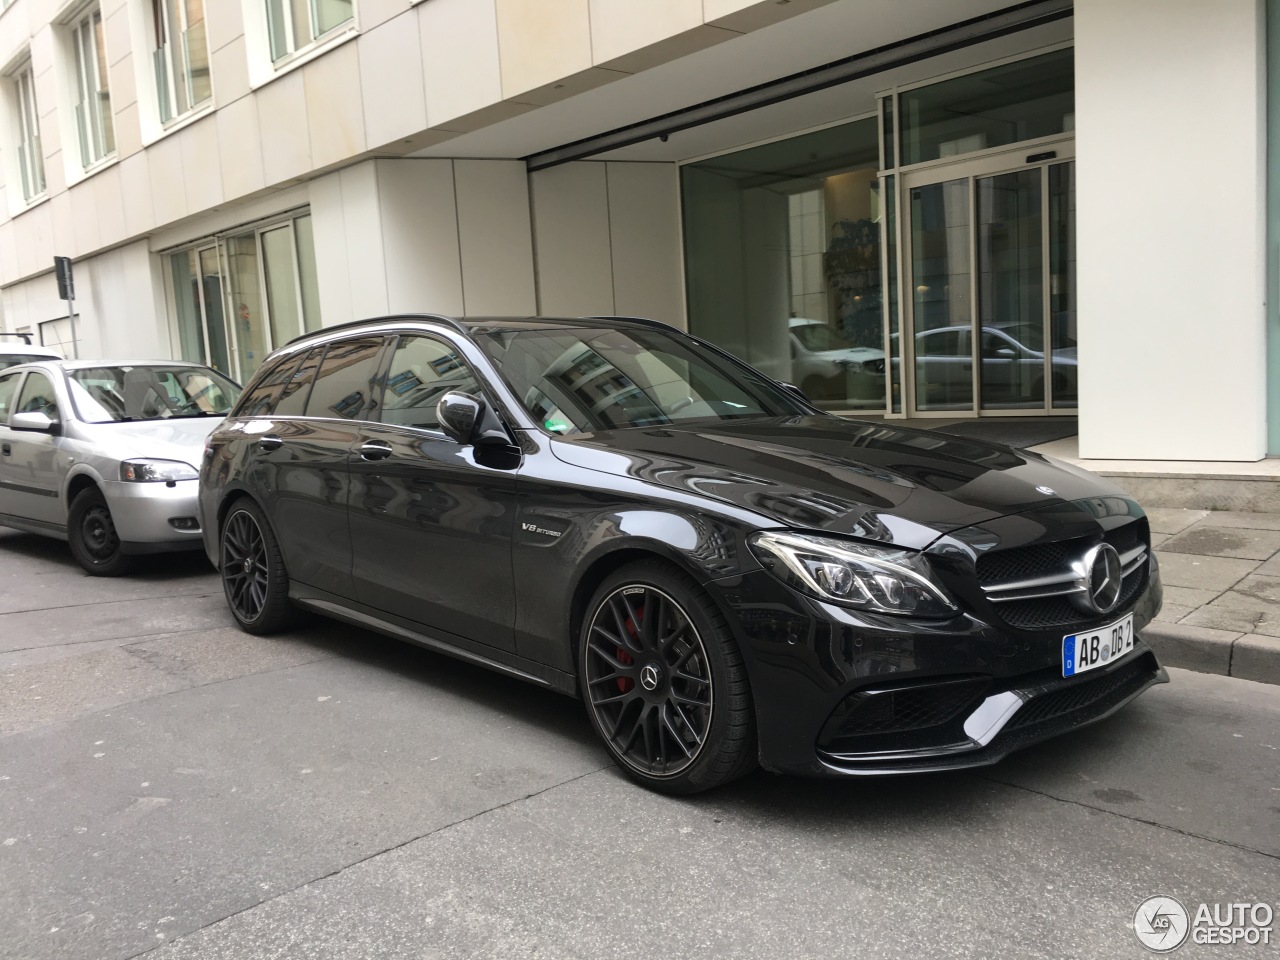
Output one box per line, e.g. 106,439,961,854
1006,655,1157,730
977,522,1150,632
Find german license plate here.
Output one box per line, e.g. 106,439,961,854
1063,615,1133,678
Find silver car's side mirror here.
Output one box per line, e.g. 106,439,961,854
10,411,58,432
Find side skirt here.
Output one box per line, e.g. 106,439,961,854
289,585,578,697
0,513,68,541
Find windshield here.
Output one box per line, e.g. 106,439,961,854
0,354,54,370
69,365,242,423
476,325,809,436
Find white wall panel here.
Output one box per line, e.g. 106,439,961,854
530,162,614,315
308,169,353,327
377,159,465,316
606,162,684,326
340,162,389,320
1076,0,1266,460
455,159,537,315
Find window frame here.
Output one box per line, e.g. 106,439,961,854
150,0,212,125
263,0,355,65
12,59,47,202
375,333,484,437
68,3,116,169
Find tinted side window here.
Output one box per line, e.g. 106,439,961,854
379,335,479,431
238,353,305,417
16,373,59,419
0,372,21,422
303,338,385,420
273,346,327,418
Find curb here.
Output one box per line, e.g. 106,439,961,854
1142,622,1280,686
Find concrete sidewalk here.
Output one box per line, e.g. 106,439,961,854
1144,508,1280,685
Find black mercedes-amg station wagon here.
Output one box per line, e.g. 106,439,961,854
199,315,1166,793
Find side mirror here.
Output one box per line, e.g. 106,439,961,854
435,392,510,447
10,411,57,432
776,381,811,404
994,347,1016,358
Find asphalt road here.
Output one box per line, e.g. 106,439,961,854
0,527,1277,960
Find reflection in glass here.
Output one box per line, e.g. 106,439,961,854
899,49,1074,166
682,117,887,411
885,175,901,413
910,179,972,411
224,233,266,379
262,225,302,348
1049,162,1078,408
978,169,1044,410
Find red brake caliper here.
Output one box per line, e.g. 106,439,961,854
616,604,642,693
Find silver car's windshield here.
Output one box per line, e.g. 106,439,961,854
69,365,242,423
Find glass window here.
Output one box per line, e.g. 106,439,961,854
899,49,1074,166
262,225,303,346
236,353,305,417
265,0,353,62
380,336,479,431
477,325,807,436
0,372,22,421
303,338,384,420
68,364,239,422
1049,161,1077,409
273,345,325,417
151,0,211,123
682,116,887,412
16,373,59,419
13,61,46,201
70,6,114,167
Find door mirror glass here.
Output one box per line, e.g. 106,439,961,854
436,392,509,447
11,410,57,432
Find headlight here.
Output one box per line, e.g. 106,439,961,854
120,459,199,482
749,531,957,618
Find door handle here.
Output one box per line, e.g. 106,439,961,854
258,435,283,452
1,442,9,456
359,440,393,462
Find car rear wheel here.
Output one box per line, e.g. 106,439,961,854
579,561,756,794
68,488,135,577
220,499,298,634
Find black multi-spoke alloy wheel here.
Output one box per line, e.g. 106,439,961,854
220,499,298,634
580,561,756,794
68,487,135,577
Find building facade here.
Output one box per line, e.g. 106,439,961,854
0,0,1272,462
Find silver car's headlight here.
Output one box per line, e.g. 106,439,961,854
749,531,957,618
120,459,199,482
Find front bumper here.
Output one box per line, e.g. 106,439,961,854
101,478,204,552
705,562,1165,777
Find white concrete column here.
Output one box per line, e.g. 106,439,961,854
1075,0,1266,460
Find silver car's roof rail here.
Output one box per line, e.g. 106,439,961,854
0,332,34,345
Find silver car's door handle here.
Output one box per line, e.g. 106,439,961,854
1,442,9,456
258,435,283,452
359,440,393,462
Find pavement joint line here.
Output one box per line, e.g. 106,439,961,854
978,775,1280,863
0,592,218,618
0,649,342,742
0,623,234,657
119,764,612,960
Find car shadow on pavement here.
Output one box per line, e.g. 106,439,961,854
0,527,216,581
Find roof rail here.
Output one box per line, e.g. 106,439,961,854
285,314,467,347
584,315,678,331
0,332,34,345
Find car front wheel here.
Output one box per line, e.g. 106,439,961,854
579,561,757,794
220,499,298,634
68,488,135,577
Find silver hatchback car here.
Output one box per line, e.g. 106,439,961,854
0,359,241,575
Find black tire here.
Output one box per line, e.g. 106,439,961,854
579,560,756,794
67,487,136,577
219,499,298,634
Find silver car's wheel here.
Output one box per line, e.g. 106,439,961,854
67,488,135,577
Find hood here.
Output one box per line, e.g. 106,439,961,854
549,417,1127,550
80,416,223,466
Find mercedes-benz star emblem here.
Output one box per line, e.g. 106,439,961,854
639,663,661,692
1036,485,1057,496
1081,543,1123,615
